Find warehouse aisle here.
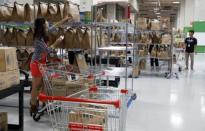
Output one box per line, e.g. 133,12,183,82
126,54,205,131
0,54,205,131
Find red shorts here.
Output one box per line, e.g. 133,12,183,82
30,61,44,77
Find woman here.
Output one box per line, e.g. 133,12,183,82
30,17,68,113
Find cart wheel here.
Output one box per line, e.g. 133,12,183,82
131,93,137,100
178,67,182,72
164,73,168,78
33,113,41,122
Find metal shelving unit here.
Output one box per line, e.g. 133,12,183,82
135,30,176,79
0,84,24,131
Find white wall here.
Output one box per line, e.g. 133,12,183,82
184,0,195,26
177,0,205,29
194,0,205,21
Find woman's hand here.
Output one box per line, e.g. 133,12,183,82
56,35,64,44
50,36,64,48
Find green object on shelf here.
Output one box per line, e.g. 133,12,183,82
4,24,31,30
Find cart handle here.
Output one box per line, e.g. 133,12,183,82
39,93,120,108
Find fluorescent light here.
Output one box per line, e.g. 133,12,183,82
151,2,157,4
156,12,161,15
173,1,180,4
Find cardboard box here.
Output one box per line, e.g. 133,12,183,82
160,17,170,30
151,20,161,30
137,18,148,30
7,69,20,87
0,70,20,91
0,73,7,90
0,47,18,72
51,77,86,96
69,111,105,125
0,112,8,131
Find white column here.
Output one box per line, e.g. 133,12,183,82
194,0,205,21
177,0,185,29
184,0,195,26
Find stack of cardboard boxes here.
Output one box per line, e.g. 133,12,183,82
68,104,107,130
0,47,20,91
0,112,8,131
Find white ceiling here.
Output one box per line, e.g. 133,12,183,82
138,0,182,21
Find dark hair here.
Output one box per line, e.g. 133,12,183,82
33,18,47,41
189,30,195,34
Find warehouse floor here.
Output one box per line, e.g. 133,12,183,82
1,54,205,131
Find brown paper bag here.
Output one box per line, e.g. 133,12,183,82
52,28,64,48
64,28,74,49
161,34,171,45
73,54,88,73
137,17,147,30
113,33,121,42
24,4,38,22
63,1,80,22
101,33,108,47
152,33,161,44
161,17,170,30
12,2,24,22
139,60,146,70
4,28,17,46
0,29,6,44
132,66,140,77
151,48,157,58
82,28,91,50
46,3,58,21
37,2,48,18
96,8,106,22
151,20,161,30
77,28,91,50
74,29,81,49
0,5,13,21
26,28,34,46
16,29,26,46
48,30,58,46
138,50,146,57
55,3,64,21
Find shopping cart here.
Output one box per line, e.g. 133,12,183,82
39,87,130,131
35,63,135,130
173,48,185,72
32,63,104,121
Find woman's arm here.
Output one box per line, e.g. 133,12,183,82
50,36,64,49
50,16,72,29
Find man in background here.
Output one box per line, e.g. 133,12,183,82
185,30,197,70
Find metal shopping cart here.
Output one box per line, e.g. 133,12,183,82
39,87,130,131
35,63,134,130
32,63,104,121
173,48,185,72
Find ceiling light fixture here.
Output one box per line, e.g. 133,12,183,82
173,1,180,4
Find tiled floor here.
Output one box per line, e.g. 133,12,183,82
1,54,205,131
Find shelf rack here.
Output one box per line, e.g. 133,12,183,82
135,29,176,79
